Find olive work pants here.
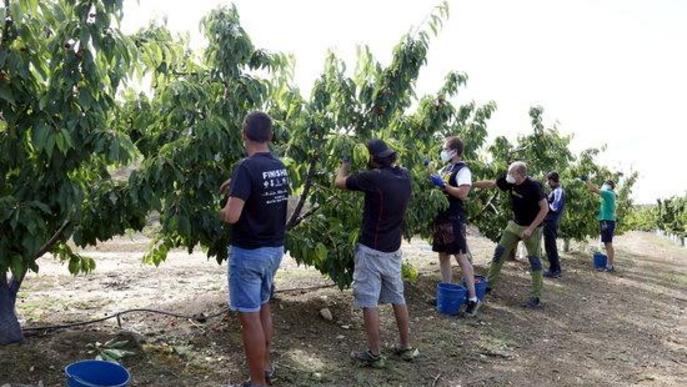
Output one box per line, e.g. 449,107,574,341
487,221,544,299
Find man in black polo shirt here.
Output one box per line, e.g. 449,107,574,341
474,161,549,308
334,139,418,368
219,111,289,387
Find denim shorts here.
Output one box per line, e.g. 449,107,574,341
600,220,616,243
228,245,283,313
352,243,405,308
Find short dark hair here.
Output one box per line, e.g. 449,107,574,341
547,171,560,183
373,153,397,168
243,111,272,143
446,136,464,157
605,180,616,190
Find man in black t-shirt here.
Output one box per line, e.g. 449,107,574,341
219,112,288,386
474,161,549,308
334,139,417,367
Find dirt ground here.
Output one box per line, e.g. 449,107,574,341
1,231,686,386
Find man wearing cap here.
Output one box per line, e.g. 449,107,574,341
219,111,289,387
334,139,418,368
473,161,549,308
586,179,618,272
543,171,566,278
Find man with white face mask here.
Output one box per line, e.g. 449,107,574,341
429,136,480,316
474,161,549,308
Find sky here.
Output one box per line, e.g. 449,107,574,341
120,0,687,204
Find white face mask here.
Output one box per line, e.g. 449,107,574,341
440,149,455,163
506,174,517,184
601,184,610,191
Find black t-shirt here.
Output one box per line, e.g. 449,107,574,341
496,175,546,226
346,166,412,253
437,162,469,220
229,153,289,248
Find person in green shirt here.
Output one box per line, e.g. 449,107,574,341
586,179,618,272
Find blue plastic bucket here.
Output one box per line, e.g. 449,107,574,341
65,360,130,387
463,275,488,301
436,283,467,315
593,253,607,269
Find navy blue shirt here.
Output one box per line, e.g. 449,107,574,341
346,166,412,252
229,153,289,249
545,186,566,223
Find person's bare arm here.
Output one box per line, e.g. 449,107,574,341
444,184,471,201
219,197,245,224
334,162,350,189
473,180,497,189
522,199,549,239
219,178,232,195
586,180,600,194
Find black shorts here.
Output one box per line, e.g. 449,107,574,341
432,217,468,255
600,220,616,243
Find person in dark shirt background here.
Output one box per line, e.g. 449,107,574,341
474,161,549,308
219,111,288,387
543,171,566,278
334,139,418,368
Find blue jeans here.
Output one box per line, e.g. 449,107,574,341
228,245,283,313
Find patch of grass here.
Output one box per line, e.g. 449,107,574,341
17,297,69,321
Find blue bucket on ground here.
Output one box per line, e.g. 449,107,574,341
436,283,467,315
593,253,607,269
65,360,130,387
463,275,489,301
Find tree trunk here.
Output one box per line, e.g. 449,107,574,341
563,239,571,253
0,277,23,345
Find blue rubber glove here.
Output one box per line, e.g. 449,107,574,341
423,158,430,167
430,174,445,188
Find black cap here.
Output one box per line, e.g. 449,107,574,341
547,171,560,183
367,139,395,158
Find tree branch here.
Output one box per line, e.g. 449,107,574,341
287,204,320,230
35,220,70,259
2,0,12,48
469,192,499,222
286,156,318,229
8,220,71,296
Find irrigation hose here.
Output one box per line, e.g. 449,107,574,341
21,283,337,335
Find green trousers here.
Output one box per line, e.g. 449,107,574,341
487,221,544,299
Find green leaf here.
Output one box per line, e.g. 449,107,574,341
32,123,49,151
0,82,16,105
30,201,51,215
79,89,92,111
314,243,328,262
10,256,25,281
178,215,191,236
68,257,80,274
